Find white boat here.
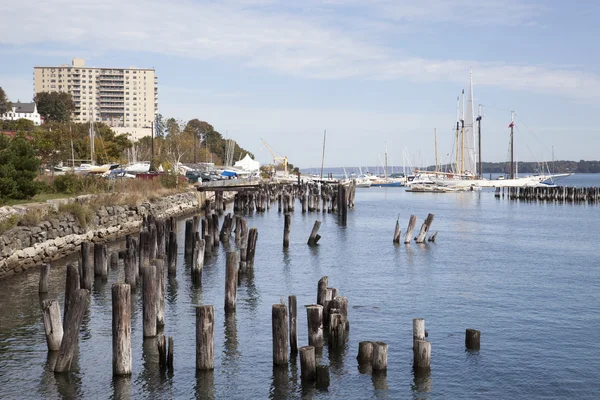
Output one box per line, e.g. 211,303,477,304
124,161,151,175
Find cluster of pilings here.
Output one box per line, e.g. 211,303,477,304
393,213,438,244
495,186,600,203
231,181,356,223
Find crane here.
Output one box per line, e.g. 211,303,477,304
261,138,288,176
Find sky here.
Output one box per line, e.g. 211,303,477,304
1,0,599,168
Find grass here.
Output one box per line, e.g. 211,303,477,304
1,193,74,206
0,215,19,235
58,202,95,229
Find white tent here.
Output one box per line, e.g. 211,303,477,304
234,154,260,171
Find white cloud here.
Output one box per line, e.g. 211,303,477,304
1,0,598,101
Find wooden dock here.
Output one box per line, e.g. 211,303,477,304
495,186,600,204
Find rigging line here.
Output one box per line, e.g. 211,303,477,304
513,115,553,155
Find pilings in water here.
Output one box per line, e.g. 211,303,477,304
288,295,298,356
79,242,93,290
196,305,215,370
54,289,89,372
42,299,63,351
224,251,239,312
112,283,131,376
498,185,600,204
39,263,50,293
307,221,321,246
415,214,435,244
465,328,481,350
142,264,157,338
272,304,289,365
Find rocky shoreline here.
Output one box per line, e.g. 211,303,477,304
0,190,214,280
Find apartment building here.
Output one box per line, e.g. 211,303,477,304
33,58,157,138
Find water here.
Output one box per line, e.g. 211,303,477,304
1,180,600,399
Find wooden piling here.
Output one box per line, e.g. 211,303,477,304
413,318,425,341
393,219,401,243
168,231,177,276
289,295,298,355
63,263,80,325
54,289,89,372
328,311,344,348
246,228,258,269
300,346,317,382
357,341,373,364
39,263,50,293
372,342,388,371
307,221,321,245
139,230,150,269
413,339,431,370
212,214,220,247
142,264,157,337
272,304,289,365
112,283,132,376
158,334,167,367
316,365,330,390
306,304,324,348
124,245,136,288
110,252,119,269
185,219,194,257
317,276,328,306
196,305,215,370
415,213,434,243
192,233,205,282
155,258,165,328
465,328,480,350
79,242,92,290
167,336,174,370
404,215,417,244
283,213,291,248
149,223,157,260
224,251,239,312
204,234,213,257
42,299,63,351
156,219,166,257
93,243,108,278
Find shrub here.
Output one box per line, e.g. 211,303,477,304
53,173,83,194
0,214,19,234
19,208,45,226
59,202,94,229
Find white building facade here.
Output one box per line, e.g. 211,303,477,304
1,102,42,125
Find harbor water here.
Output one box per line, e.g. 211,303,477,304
0,175,599,399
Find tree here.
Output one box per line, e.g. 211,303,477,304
0,87,9,115
34,91,75,123
0,134,41,200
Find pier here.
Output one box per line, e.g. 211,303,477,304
495,186,600,203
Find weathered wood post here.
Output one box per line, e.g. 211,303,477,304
124,245,136,288
196,305,215,370
155,258,165,328
158,334,167,367
54,289,89,373
93,243,108,278
167,336,174,370
465,329,480,350
404,215,417,244
212,214,220,247
414,339,431,370
185,219,194,258
415,213,435,243
316,365,330,390
42,299,63,351
239,218,248,270
317,276,328,306
204,234,213,257
328,310,344,348
112,283,132,376
139,230,150,269
283,213,291,248
192,232,205,282
272,304,289,365
142,264,157,337
168,231,177,276
306,304,324,348
332,296,349,331
224,251,239,312
63,263,80,326
79,242,93,289
357,341,373,365
246,228,258,269
156,219,166,257
149,223,157,260
307,221,321,245
110,252,119,269
372,342,388,371
300,346,317,382
39,263,50,293
289,295,298,355
393,218,401,243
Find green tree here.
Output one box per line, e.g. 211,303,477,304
0,134,41,200
0,87,9,115
34,91,75,123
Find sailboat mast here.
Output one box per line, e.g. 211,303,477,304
320,130,326,180
477,104,482,178
509,111,515,179
384,143,388,180
434,128,438,174
461,89,465,175
455,96,460,174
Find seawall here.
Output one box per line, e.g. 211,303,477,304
0,190,212,280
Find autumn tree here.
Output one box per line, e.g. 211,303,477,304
34,91,75,123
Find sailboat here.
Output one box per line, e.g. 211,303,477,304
77,109,119,174
369,145,404,187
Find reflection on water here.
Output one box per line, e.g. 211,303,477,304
411,368,432,399
372,370,389,392
195,370,215,400
223,312,240,371
269,365,289,400
112,376,132,400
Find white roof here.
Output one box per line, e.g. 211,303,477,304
234,154,260,171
